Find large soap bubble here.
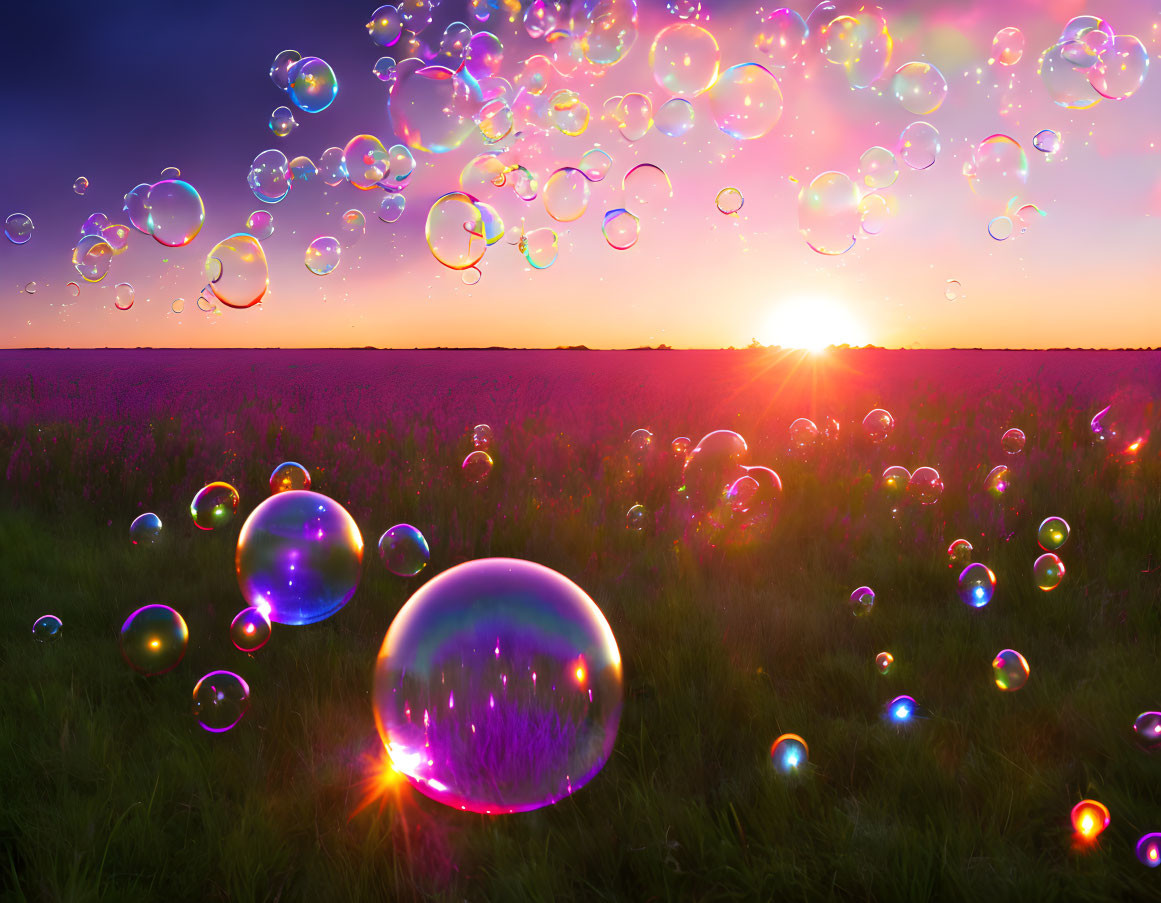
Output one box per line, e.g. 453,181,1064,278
236,490,364,626
120,604,189,675
145,180,205,247
192,671,251,732
755,8,807,67
378,524,431,577
891,62,947,115
389,63,480,153
707,63,782,139
798,171,859,255
287,57,338,113
205,234,268,309
649,23,719,96
373,558,623,813
191,482,240,530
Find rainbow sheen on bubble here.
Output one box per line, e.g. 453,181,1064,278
649,23,719,96
875,652,893,675
849,585,875,617
205,234,269,309
463,449,494,483
145,180,205,247
33,614,63,643
119,604,189,675
305,236,342,276
886,694,917,724
373,557,623,813
862,408,894,444
191,482,240,530
1037,517,1069,551
269,461,310,494
654,98,695,138
130,512,162,546
602,209,640,250
991,27,1024,66
992,649,1029,691
379,524,431,577
898,121,940,170
1071,800,1109,840
287,57,338,113
769,733,808,774
231,607,272,653
754,8,807,67
1033,553,1064,591
543,168,590,223
5,212,34,244
1133,712,1161,752
192,670,251,732
715,187,743,215
892,62,947,115
1001,427,1026,454
707,63,782,140
1137,834,1161,868
948,539,973,568
270,105,297,137
958,563,996,608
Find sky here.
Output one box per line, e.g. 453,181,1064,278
1,0,1160,349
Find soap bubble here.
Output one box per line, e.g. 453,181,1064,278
849,585,875,617
983,465,1011,498
373,557,623,813
987,216,1013,241
287,57,338,113
859,146,898,189
886,695,917,724
269,106,297,137
24,281,37,294
1090,393,1152,459
191,482,240,530
820,10,893,88
72,234,114,282
859,188,892,236
543,168,590,223
305,236,342,275
944,280,961,301
378,524,431,577
1001,428,1026,454
715,187,743,215
524,0,561,39
426,192,486,270
270,49,302,89
248,149,293,203
622,163,672,206
192,671,251,732
289,155,317,183
681,430,748,511
114,282,135,310
891,62,947,115
898,121,940,170
130,513,163,546
66,282,80,297
171,298,185,314
80,212,109,237
343,134,391,190
33,614,63,643
4,212,34,244
602,209,640,250
1037,517,1069,551
958,563,996,608
340,209,367,247
1133,712,1161,752
707,63,782,139
389,63,480,154
947,539,973,568
520,227,558,269
862,408,894,443
119,604,189,675
205,234,269,309
652,98,695,140
472,423,494,449
1070,800,1109,840
374,56,399,82
1033,553,1064,591
789,418,818,451
798,171,859,255
73,176,89,195
246,210,275,240
547,90,590,137
1137,834,1161,868
611,93,653,141
1033,129,1061,154
379,194,406,223
579,0,638,67
881,466,910,497
230,608,272,653
992,649,1029,691
123,184,152,233
629,428,654,457
1039,42,1102,110
236,490,364,626
1089,35,1149,100
966,135,1028,205
769,733,808,773
319,147,349,186
649,23,720,96
368,5,404,46
463,450,494,483
875,652,893,675
269,461,311,494
754,8,808,67
991,27,1024,66
670,436,692,458
625,504,647,531
145,180,205,247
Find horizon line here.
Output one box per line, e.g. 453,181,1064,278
1,345,1159,353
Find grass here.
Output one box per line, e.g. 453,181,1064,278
1,349,1160,901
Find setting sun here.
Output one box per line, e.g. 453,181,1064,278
761,299,869,352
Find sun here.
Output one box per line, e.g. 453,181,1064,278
761,298,868,351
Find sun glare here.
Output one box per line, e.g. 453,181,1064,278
762,299,868,352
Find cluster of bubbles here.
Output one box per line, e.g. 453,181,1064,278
1037,16,1149,111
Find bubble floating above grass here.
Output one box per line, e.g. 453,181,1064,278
1071,800,1109,841
1001,428,1025,454
1037,517,1069,551
32,614,63,643
1137,834,1161,868
862,408,894,444
463,449,494,483
992,649,1029,690
192,671,251,732
1033,553,1064,591
881,465,910,497
769,734,808,774
984,465,1011,498
1134,712,1161,751
269,462,310,494
378,524,431,577
130,512,162,546
849,586,875,617
875,652,893,675
119,604,189,675
957,563,995,608
230,608,271,653
190,482,240,531
625,504,647,531
886,694,917,724
947,539,973,568
472,423,493,449
373,557,623,813
907,466,944,505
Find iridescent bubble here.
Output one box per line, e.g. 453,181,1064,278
73,176,89,196
654,97,695,138
101,223,131,255
629,428,654,457
248,150,292,203
475,98,514,143
4,212,33,244
991,27,1024,66
1060,15,1114,45
305,236,341,276
1090,393,1152,459
1133,712,1161,752
886,694,917,724
988,216,1013,241
543,168,590,223
788,417,818,451
881,465,910,496
287,57,338,113
612,92,653,141
862,408,894,444
649,23,719,96
368,5,404,46
386,144,416,189
944,279,962,301
947,538,973,568
33,614,63,643
1033,553,1064,591
426,192,486,270
821,10,893,88
622,163,672,206
858,193,890,238
373,56,399,82
715,187,743,215
379,194,406,224
114,282,135,310
681,430,748,511
755,8,808,67
72,234,114,282
769,733,808,774
1137,834,1161,868
463,450,494,483
243,211,274,242
859,146,898,189
379,524,431,577
992,649,1029,691
849,585,874,617
798,171,859,256
514,54,556,96
1033,129,1061,154
625,504,647,531
875,651,893,675
319,147,349,186
966,134,1028,205
1071,800,1109,840
342,135,391,190
289,155,318,183
202,234,267,309
908,466,943,505
1089,35,1149,100
340,209,367,247
373,557,622,813
144,180,205,247
269,461,311,494
1039,42,1102,110
524,0,561,38
270,49,302,89
270,106,297,137
547,89,590,137
983,464,1011,498
707,63,783,139
958,562,996,608
130,512,162,546
389,63,480,153
66,282,80,297
191,481,240,531
192,671,251,733
1001,427,1025,454
80,212,110,238
472,423,494,449
602,208,639,250
898,121,940,170
1037,517,1069,551
580,148,613,182
121,183,153,234
230,607,271,653
580,0,638,67
892,62,947,115
119,604,189,675
521,227,558,269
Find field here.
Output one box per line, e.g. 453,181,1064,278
2,348,1160,902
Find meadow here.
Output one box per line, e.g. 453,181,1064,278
2,348,1160,902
